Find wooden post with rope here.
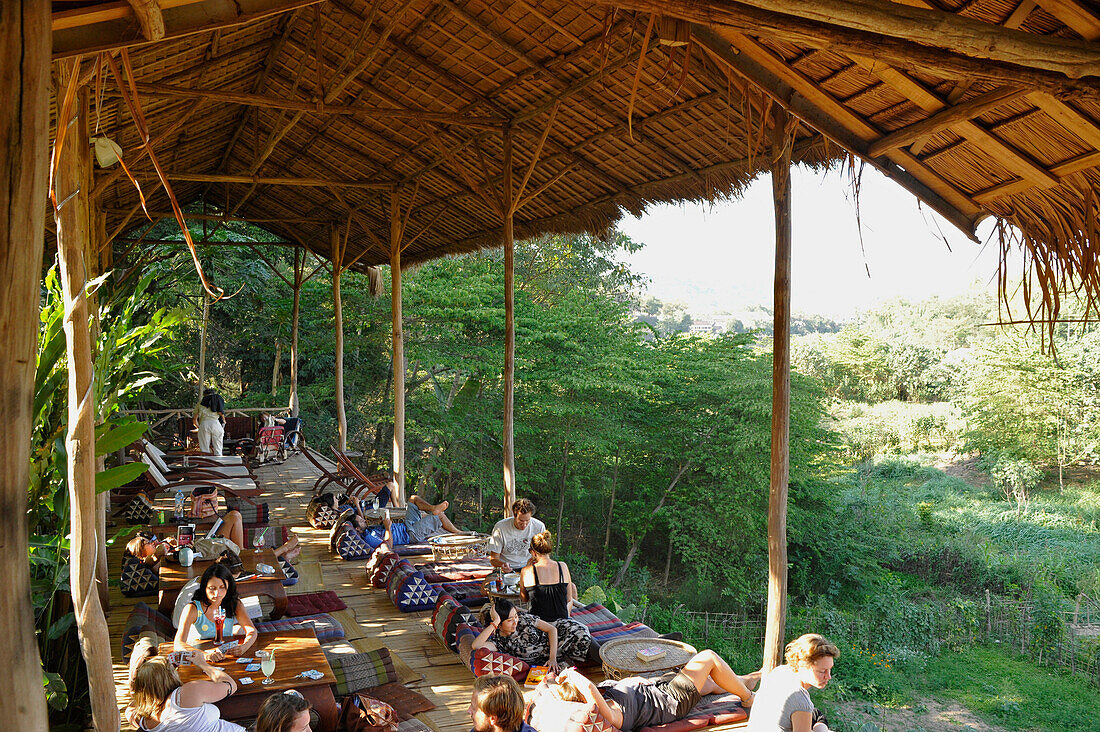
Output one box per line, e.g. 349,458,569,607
763,106,795,672
54,76,120,732
0,3,51,728
502,123,516,515
289,247,303,417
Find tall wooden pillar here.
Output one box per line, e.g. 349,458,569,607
289,247,302,417
502,125,516,514
0,4,50,728
763,108,794,672
55,80,120,732
390,191,406,505
332,227,347,452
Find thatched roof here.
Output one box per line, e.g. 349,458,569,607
54,0,1100,321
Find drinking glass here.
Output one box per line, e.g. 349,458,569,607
213,607,226,644
260,649,276,685
253,527,266,553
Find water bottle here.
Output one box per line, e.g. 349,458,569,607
174,488,185,520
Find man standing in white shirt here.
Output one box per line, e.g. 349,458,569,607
487,498,545,570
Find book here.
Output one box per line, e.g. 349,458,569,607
635,646,667,663
525,665,550,687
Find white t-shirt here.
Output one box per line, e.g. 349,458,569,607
140,688,244,732
486,516,546,569
745,665,815,732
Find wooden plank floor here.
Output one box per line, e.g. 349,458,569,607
108,453,472,732
108,453,749,732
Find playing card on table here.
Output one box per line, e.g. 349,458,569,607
236,657,253,664
239,677,254,685
245,663,261,672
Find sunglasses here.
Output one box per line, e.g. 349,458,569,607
283,689,304,699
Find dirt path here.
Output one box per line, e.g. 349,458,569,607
836,697,1011,732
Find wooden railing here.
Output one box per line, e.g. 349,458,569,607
119,406,290,437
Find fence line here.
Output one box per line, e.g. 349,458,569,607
668,594,1100,688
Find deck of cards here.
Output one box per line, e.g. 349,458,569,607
239,677,254,685
296,669,324,680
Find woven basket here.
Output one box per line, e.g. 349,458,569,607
428,533,490,562
599,637,697,681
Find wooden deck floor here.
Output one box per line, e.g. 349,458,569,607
108,453,474,732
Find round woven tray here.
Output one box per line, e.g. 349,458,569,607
360,507,407,526
599,637,698,680
428,532,490,561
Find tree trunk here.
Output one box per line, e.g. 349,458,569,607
332,227,347,453
288,248,301,416
0,4,50,728
271,338,282,394
390,191,405,505
502,125,516,517
664,533,674,585
612,462,690,587
556,441,569,541
763,107,794,673
55,79,120,732
603,454,618,560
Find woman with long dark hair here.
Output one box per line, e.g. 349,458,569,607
472,598,596,672
174,562,257,662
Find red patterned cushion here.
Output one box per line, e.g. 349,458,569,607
471,647,529,681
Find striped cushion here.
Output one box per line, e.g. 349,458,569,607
591,621,658,643
121,603,174,659
225,497,269,524
324,648,398,695
255,613,345,643
439,580,487,607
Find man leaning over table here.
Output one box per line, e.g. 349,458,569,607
487,498,545,571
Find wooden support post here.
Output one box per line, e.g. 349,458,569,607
289,248,302,417
390,191,406,506
55,78,120,732
0,4,50,729
197,293,209,401
502,124,517,515
332,227,347,453
763,107,794,673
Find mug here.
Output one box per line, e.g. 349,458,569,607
178,546,194,567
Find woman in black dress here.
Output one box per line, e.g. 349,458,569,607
518,530,577,621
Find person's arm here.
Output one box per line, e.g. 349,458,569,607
519,565,533,602
487,526,510,569
176,654,237,707
174,604,224,662
489,551,509,569
225,603,257,656
791,710,817,732
473,604,501,651
558,669,623,729
561,563,577,615
534,617,560,671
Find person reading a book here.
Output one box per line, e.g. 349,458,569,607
174,562,258,663
746,633,838,732
349,498,464,552
519,530,578,621
468,674,538,732
550,651,760,732
124,532,178,571
488,499,545,571
473,598,598,673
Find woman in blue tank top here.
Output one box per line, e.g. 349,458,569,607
174,561,257,663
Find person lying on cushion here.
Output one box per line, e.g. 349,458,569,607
551,651,761,732
746,633,838,732
469,674,538,732
123,513,244,571
472,598,599,673
344,494,465,550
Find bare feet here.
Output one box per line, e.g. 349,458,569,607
742,669,764,691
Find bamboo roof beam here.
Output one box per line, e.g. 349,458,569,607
99,81,509,128
102,208,333,224
852,60,1057,187
52,0,324,58
443,1,709,185
1034,0,1100,40
868,87,1028,157
693,26,983,236
166,172,394,189
974,149,1100,203
608,0,1100,97
114,237,297,245
127,0,167,41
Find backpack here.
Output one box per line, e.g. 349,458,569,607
337,693,398,732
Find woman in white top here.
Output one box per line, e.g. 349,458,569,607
746,633,839,732
194,388,226,456
127,651,243,732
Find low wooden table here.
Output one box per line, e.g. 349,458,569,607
158,548,287,619
599,637,698,680
481,574,529,611
160,629,339,731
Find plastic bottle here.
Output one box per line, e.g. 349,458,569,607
174,488,185,520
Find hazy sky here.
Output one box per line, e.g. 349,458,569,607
618,163,1010,320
